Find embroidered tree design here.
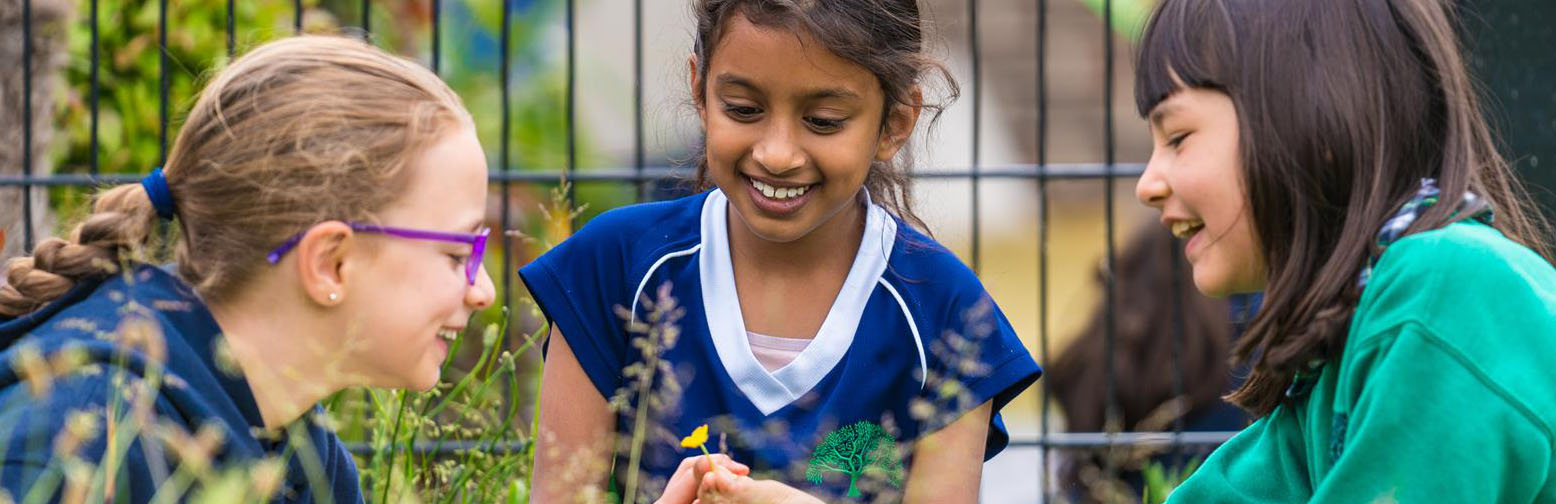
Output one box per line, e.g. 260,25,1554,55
805,421,904,498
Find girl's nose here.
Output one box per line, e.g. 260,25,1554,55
1136,156,1172,208
751,124,806,175
467,263,496,310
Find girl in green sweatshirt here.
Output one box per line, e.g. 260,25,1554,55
1132,0,1556,502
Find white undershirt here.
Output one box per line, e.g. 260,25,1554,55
746,331,812,372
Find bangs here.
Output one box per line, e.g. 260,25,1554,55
1134,0,1238,117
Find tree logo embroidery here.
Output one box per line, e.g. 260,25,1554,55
805,420,904,497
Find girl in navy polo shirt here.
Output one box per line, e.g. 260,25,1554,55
523,0,1041,502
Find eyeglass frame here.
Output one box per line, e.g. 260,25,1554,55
265,222,490,286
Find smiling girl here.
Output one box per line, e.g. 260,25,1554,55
522,0,1040,502
0,36,494,502
1133,0,1556,502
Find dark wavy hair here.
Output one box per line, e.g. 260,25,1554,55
1049,222,1234,433
1134,0,1553,416
689,0,959,231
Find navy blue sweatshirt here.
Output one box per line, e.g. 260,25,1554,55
0,265,362,503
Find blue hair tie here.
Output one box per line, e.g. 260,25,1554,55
141,167,177,221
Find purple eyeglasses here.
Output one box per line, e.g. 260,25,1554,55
266,222,490,285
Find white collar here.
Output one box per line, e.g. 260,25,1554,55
699,188,897,415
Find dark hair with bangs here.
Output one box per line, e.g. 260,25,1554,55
1134,0,1553,416
689,0,959,231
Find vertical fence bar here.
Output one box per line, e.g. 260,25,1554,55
431,0,441,74
294,0,304,33
226,0,235,57
633,0,645,202
968,0,982,274
1171,229,1187,461
1101,0,1120,483
565,0,577,214
501,0,514,317
158,0,169,166
1036,0,1051,498
488,0,512,460
91,0,101,176
361,0,370,36
22,0,34,250
156,0,173,252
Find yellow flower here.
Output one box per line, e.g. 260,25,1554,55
680,424,719,473
680,424,709,448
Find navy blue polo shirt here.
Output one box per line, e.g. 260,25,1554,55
520,189,1041,501
0,264,362,503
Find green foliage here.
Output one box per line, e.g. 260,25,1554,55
1141,458,1200,504
329,308,543,503
45,0,633,233
48,0,327,229
1077,0,1156,40
804,421,903,498
52,2,314,168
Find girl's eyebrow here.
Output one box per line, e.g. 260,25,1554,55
800,87,861,101
1149,102,1181,129
716,73,762,94
715,73,860,101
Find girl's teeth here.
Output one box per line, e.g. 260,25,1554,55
438,329,458,341
1171,220,1205,238
751,179,810,200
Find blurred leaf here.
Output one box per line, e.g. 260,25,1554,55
1140,457,1201,504
1077,0,1156,40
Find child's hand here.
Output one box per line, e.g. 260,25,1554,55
656,454,750,504
695,470,824,504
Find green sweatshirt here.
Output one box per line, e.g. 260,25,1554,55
1168,223,1556,503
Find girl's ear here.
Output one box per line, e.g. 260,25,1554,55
875,86,923,162
688,54,707,124
294,221,355,307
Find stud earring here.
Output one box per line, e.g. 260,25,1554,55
328,292,339,302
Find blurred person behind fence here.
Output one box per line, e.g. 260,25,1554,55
1047,220,1252,502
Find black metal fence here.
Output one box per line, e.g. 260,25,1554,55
4,0,1243,501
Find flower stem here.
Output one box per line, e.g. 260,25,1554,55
699,445,718,474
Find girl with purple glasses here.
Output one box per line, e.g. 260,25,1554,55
0,36,494,502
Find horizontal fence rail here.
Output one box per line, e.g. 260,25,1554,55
0,164,1148,188
339,431,1242,457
